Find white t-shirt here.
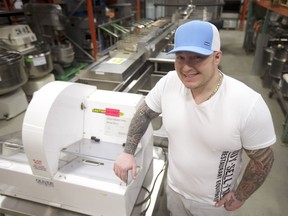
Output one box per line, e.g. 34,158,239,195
145,71,276,205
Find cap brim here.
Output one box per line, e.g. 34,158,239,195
167,46,213,56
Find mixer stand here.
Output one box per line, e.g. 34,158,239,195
0,88,28,120
22,73,55,99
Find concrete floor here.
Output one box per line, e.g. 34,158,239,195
0,29,288,216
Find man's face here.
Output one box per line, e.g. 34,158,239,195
174,51,222,90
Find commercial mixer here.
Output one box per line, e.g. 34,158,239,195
0,50,28,120
0,24,55,100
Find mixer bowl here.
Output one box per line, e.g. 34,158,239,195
0,51,28,95
52,41,75,67
24,46,53,79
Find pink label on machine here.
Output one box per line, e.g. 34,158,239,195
105,108,120,117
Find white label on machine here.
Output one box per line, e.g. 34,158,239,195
23,35,37,43
105,116,130,137
106,57,127,64
33,56,47,66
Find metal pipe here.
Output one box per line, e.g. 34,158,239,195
110,23,129,33
98,26,118,38
98,14,135,28
240,0,249,31
68,0,86,18
137,0,141,32
86,0,97,60
148,58,175,63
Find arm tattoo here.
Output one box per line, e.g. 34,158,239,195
124,101,160,155
234,146,274,201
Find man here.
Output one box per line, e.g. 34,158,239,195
113,20,275,216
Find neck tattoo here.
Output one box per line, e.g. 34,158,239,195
206,72,223,101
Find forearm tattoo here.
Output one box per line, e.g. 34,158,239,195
234,147,274,201
124,101,160,155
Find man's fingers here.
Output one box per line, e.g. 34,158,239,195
113,165,127,182
113,153,137,182
215,198,226,207
120,170,127,182
132,164,137,179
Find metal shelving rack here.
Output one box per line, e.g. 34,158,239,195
255,0,288,143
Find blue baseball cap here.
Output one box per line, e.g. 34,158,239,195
168,20,221,56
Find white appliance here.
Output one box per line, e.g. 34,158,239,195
0,81,153,216
0,25,37,52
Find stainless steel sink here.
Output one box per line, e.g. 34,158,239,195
137,74,163,95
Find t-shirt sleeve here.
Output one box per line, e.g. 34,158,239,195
241,96,276,150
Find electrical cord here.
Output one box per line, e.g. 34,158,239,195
140,194,151,216
135,148,168,215
138,186,152,215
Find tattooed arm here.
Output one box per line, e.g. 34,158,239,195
215,146,274,211
113,101,160,181
124,101,160,155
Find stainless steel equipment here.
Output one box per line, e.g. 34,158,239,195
270,57,287,79
0,50,28,119
24,44,53,78
269,44,288,79
23,3,77,77
51,41,75,68
281,73,288,97
264,46,275,63
77,19,176,91
22,42,56,97
0,50,27,95
23,3,66,40
0,23,55,97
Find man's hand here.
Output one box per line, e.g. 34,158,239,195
113,152,137,182
215,191,244,211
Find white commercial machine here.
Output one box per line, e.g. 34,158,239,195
0,81,153,216
0,25,54,119
0,25,37,52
